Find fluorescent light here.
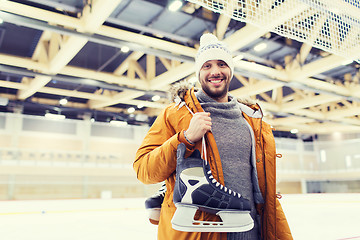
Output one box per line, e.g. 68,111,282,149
121,46,130,53
320,150,326,163
0,18,3,24
127,107,135,113
169,0,182,12
254,42,267,52
152,95,160,101
59,98,68,105
290,129,298,134
345,155,352,167
110,120,128,126
45,113,65,120
332,131,342,141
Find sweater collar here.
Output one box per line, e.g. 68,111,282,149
195,89,234,104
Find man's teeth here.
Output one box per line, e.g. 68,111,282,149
210,79,222,83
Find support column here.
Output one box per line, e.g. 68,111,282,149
6,107,23,149
301,178,307,194
8,175,15,200
82,176,89,198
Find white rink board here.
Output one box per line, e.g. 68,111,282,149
280,193,360,240
0,194,359,240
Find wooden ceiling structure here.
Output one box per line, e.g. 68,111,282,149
0,0,360,136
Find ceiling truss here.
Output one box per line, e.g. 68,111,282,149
0,0,360,134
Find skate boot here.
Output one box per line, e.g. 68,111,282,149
145,182,166,225
172,143,254,232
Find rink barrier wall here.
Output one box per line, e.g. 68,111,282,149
0,112,360,199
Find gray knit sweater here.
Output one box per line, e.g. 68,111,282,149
196,90,260,240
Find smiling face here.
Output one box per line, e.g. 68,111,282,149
199,59,232,102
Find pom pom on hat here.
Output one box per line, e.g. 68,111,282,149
195,33,234,80
200,33,218,46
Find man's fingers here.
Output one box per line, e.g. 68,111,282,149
193,112,211,121
185,112,212,143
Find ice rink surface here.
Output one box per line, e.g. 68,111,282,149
0,193,359,240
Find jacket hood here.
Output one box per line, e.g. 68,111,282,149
168,81,194,103
168,80,257,108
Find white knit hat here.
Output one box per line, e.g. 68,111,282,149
195,33,234,80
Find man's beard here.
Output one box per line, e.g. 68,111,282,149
201,83,228,101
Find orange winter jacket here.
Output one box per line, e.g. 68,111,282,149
134,87,292,240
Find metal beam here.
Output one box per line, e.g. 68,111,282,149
0,11,194,63
149,62,194,90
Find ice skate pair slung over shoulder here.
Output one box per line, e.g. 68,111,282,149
145,143,254,232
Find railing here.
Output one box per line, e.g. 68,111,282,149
275,138,360,180
2,137,360,174
0,148,132,169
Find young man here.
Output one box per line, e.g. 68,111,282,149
134,33,292,240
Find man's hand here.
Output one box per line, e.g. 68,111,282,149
185,112,211,143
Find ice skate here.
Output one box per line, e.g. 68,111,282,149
172,143,254,232
145,182,166,225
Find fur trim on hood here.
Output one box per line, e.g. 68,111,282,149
168,81,195,103
169,80,257,107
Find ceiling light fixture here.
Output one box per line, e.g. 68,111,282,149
0,18,4,24
110,120,128,126
253,42,268,52
137,103,144,109
127,107,135,113
121,46,130,53
45,113,65,120
345,155,352,167
168,0,182,12
59,98,68,105
152,95,160,101
320,150,326,163
290,129,298,134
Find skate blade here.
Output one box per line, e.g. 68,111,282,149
171,204,254,232
147,208,161,222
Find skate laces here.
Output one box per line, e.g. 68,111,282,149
207,170,242,198
184,104,208,165
153,183,166,198
184,102,240,199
